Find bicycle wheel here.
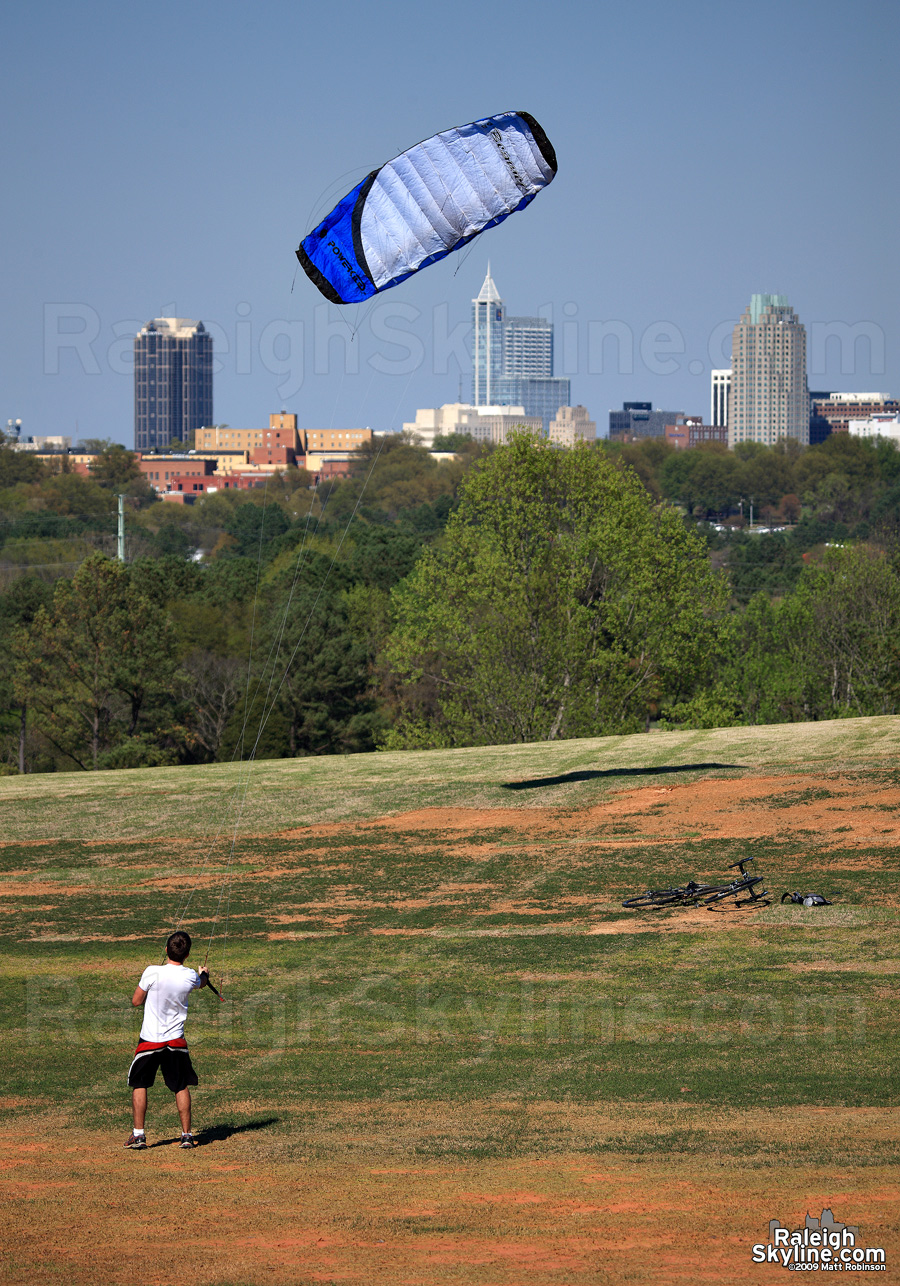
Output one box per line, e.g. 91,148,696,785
704,877,766,909
622,889,685,908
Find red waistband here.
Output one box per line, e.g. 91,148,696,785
134,1037,188,1053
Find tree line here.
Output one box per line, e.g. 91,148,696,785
2,428,900,772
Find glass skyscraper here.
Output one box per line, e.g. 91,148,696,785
134,317,213,451
471,267,570,430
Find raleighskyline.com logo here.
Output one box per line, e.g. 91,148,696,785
752,1208,886,1270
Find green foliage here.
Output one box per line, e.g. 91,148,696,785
346,525,425,590
386,434,727,747
663,545,900,728
228,571,387,759
95,733,178,769
12,554,179,769
431,432,473,451
40,472,115,517
223,500,290,556
724,531,804,601
0,445,46,489
7,425,900,770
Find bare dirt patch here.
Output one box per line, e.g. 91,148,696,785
1,1104,897,1285
357,773,900,851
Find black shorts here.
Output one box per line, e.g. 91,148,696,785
127,1046,199,1093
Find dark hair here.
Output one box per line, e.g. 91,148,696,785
166,931,192,963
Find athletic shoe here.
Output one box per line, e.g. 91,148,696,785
180,1133,196,1148
124,1132,147,1149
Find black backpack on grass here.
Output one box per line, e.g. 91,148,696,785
780,892,833,907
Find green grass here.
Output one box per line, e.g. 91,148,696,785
3,713,900,841
0,718,898,1162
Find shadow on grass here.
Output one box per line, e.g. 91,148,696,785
150,1117,280,1149
502,763,745,791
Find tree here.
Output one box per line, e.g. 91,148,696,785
89,445,156,506
223,500,290,557
40,472,116,518
13,555,178,769
790,545,900,716
432,432,474,451
0,576,53,771
178,650,247,760
0,445,46,490
384,433,728,747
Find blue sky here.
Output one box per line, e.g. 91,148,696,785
2,0,898,445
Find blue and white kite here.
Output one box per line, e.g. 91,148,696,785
296,111,557,304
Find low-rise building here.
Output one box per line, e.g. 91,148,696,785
548,405,596,447
665,419,729,449
809,392,899,437
848,413,900,445
138,456,217,489
303,428,371,453
12,434,72,452
609,403,690,440
404,403,542,448
195,412,301,454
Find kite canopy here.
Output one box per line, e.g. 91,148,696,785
297,111,557,304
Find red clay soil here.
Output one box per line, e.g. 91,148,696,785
352,772,900,850
1,1114,897,1286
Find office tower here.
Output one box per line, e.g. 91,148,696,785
472,267,504,406
728,295,808,448
471,267,570,430
134,317,213,451
711,369,731,427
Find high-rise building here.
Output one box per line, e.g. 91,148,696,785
711,369,731,427
471,267,570,429
134,317,213,451
728,295,808,448
471,267,504,406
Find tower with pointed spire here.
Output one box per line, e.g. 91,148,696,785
471,266,570,430
472,263,504,406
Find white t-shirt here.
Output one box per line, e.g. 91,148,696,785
138,962,202,1042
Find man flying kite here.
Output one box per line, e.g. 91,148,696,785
124,931,210,1150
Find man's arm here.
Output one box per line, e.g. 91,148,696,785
198,967,209,988
132,985,148,1008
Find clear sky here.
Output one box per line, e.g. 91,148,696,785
2,0,898,445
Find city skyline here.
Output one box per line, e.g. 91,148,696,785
471,266,571,430
2,0,898,446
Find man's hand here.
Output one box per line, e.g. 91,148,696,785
199,967,209,988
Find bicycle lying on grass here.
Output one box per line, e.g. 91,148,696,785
622,857,769,911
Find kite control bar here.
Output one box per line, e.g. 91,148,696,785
200,968,224,1002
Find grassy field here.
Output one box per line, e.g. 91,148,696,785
1,717,898,1284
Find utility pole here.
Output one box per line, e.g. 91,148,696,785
117,494,126,562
